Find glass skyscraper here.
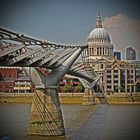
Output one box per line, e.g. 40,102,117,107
126,47,136,60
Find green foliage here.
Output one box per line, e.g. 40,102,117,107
76,84,84,92
65,84,73,93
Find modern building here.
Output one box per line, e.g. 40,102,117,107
132,61,140,92
104,59,140,93
14,68,35,93
114,51,121,60
126,47,136,60
0,67,35,93
0,67,17,93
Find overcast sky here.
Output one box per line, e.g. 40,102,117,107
0,0,140,59
103,13,140,60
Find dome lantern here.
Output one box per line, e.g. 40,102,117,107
96,10,103,28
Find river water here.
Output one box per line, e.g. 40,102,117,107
0,104,140,140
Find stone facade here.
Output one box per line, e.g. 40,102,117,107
82,12,140,94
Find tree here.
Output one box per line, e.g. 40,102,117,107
65,84,73,93
76,84,84,93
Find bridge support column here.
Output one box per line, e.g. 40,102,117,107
83,88,95,105
27,87,65,136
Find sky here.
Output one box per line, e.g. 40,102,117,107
0,0,140,59
103,13,140,60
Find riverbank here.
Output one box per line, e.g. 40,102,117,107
0,93,33,103
0,93,140,104
106,93,140,104
0,93,84,104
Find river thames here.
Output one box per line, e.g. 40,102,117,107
0,104,140,140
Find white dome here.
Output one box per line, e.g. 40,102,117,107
88,28,110,42
87,12,114,60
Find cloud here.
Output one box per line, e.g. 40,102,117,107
103,13,140,60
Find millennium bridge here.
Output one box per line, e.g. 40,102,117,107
0,27,102,136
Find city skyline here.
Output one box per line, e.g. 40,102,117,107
0,0,140,59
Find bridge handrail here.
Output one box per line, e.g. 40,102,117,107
0,27,88,49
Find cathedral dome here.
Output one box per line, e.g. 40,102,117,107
88,28,110,41
87,11,114,60
88,12,111,43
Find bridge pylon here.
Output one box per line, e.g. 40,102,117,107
83,88,95,105
27,87,65,136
